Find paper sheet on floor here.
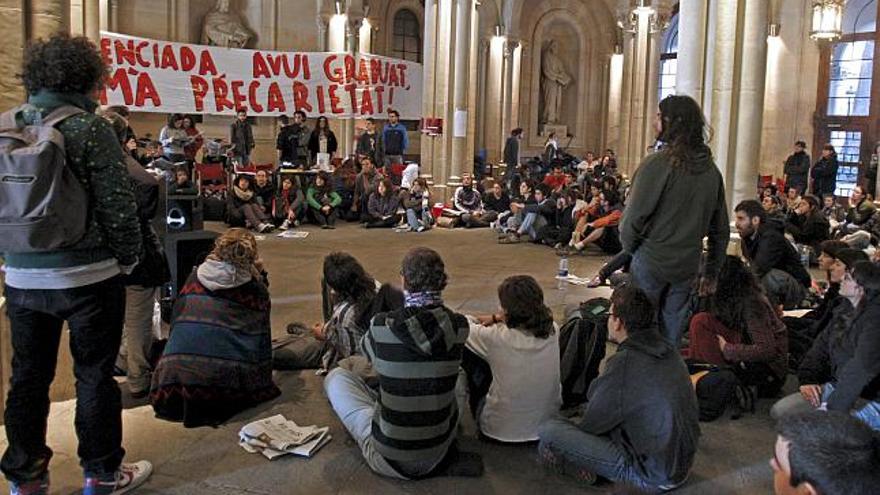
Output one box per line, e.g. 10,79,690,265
276,230,309,239
239,414,331,460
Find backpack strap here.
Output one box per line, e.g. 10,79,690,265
42,105,87,127
0,104,31,131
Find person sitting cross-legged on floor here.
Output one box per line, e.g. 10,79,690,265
771,411,880,495
275,177,305,229
307,171,342,229
150,228,281,428
688,255,788,398
538,285,700,491
455,172,497,228
770,260,880,431
324,248,470,479
364,177,401,229
228,175,275,233
567,188,623,255
500,184,555,244
275,253,377,372
462,275,561,443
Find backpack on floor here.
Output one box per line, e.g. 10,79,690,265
688,362,755,422
0,104,88,252
558,298,610,409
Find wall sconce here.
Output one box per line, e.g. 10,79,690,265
810,0,843,41
768,23,780,37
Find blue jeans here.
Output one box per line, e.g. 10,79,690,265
630,251,693,346
771,383,880,431
538,418,670,490
517,212,547,240
405,208,427,230
2,277,126,483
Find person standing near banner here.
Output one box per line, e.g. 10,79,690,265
381,110,408,173
230,108,255,166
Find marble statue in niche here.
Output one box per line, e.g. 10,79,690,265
202,0,252,48
541,39,572,125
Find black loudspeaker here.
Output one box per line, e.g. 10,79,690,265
166,194,204,233
164,230,219,296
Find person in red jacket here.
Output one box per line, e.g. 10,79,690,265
569,189,623,254
542,164,571,194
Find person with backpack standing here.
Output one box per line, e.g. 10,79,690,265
381,110,409,172
619,95,730,346
0,35,150,494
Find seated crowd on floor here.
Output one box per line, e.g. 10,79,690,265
4,35,880,495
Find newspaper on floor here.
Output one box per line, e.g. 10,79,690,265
276,230,309,239
239,414,331,460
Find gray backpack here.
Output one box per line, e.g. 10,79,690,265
0,105,88,252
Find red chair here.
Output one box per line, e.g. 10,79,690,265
195,162,228,195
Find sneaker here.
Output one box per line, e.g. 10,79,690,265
293,219,300,227
279,219,291,230
83,461,152,495
416,226,426,233
10,474,49,495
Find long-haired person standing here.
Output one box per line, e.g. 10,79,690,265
619,95,730,346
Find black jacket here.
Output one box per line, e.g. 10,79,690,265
785,211,830,252
811,155,839,197
524,198,556,224
230,120,254,155
308,129,338,159
356,131,381,165
741,225,811,287
276,123,309,164
580,329,699,486
123,156,169,288
253,182,275,213
483,191,511,214
783,151,811,190
503,136,519,167
798,294,880,411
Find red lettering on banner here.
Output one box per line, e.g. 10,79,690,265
343,55,356,84
293,82,312,112
375,85,385,113
266,54,284,76
180,46,196,71
212,78,234,111
253,52,271,78
199,51,219,76
316,85,326,114
303,56,311,79
357,59,370,84
369,59,381,84
105,68,134,105
360,89,373,115
135,41,151,67
387,66,399,86
114,40,136,66
388,87,395,106
134,73,161,107
267,82,286,112
190,76,209,112
398,64,407,88
160,45,179,70
99,38,112,65
328,85,343,114
231,80,247,111
153,44,160,67
283,54,301,78
324,56,343,84
248,81,264,112
344,83,358,111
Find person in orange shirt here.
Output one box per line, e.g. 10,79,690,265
570,189,623,254
542,164,571,195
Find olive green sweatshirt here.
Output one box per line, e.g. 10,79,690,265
619,149,729,284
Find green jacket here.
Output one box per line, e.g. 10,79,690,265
3,91,141,268
620,149,729,284
306,186,342,210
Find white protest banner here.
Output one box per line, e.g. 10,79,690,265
98,31,423,119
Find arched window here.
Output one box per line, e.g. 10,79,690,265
816,0,879,197
658,12,679,101
392,9,422,63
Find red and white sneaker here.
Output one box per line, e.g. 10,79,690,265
83,461,153,495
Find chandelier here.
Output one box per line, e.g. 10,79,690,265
810,0,844,41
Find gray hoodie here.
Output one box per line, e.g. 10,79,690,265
620,149,729,284
197,259,252,291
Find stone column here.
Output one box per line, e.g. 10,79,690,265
730,0,768,209
29,0,71,39
499,38,517,165
675,0,708,103
316,15,329,51
430,0,453,192
709,0,740,194
475,38,489,157
617,32,635,175
0,1,27,111
83,0,99,40
343,16,362,158
419,0,438,182
447,0,472,188
626,9,652,172
641,27,662,158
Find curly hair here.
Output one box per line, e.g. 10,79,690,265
401,247,447,293
208,228,260,279
658,95,713,171
709,256,765,335
324,252,376,322
20,34,107,95
498,275,553,339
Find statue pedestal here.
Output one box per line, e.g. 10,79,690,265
542,124,568,138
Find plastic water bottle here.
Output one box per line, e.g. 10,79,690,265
557,256,569,290
798,244,811,268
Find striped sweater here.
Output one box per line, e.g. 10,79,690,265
363,305,469,473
